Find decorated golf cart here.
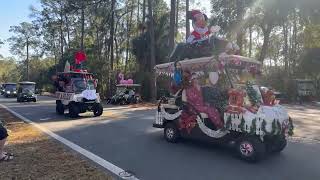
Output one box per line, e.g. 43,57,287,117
17,81,37,102
107,84,142,105
153,55,294,162
54,51,103,118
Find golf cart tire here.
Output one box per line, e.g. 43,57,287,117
56,100,65,115
93,103,103,117
69,103,80,118
33,98,37,102
164,122,180,143
236,136,266,162
269,136,287,153
119,99,126,105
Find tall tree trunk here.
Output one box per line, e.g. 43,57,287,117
60,13,64,65
137,0,140,23
64,15,71,49
148,0,156,101
249,25,252,57
142,0,146,23
125,3,134,73
283,21,289,73
258,26,272,63
109,0,116,96
185,0,190,39
292,9,298,74
175,0,179,35
236,0,244,54
26,38,29,81
80,3,85,51
169,0,176,52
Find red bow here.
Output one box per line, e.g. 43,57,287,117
75,51,87,64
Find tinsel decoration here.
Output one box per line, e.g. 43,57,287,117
245,81,260,106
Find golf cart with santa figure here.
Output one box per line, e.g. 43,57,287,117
153,55,294,162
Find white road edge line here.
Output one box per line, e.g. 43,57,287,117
0,104,139,180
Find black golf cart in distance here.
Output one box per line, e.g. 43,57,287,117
108,84,142,105
153,55,294,162
55,71,104,118
2,83,17,98
17,81,37,102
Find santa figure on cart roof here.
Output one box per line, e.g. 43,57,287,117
169,9,239,62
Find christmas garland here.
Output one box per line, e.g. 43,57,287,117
249,118,257,134
288,117,294,136
239,116,246,132
245,81,261,106
225,115,232,129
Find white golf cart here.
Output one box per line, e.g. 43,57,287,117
55,71,103,118
153,55,294,162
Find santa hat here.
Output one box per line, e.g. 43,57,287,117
188,10,208,21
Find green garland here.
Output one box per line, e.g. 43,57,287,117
249,118,257,134
225,115,232,129
270,119,277,135
276,121,282,135
288,117,294,136
239,116,246,132
245,81,261,106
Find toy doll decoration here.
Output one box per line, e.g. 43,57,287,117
187,10,221,44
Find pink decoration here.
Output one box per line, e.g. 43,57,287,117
127,79,133,84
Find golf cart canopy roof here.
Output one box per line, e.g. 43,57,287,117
154,55,261,75
18,81,36,85
116,84,141,87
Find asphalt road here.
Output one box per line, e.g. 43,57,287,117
1,95,320,180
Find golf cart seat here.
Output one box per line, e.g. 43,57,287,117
181,90,208,119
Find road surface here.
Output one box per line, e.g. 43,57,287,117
1,96,320,180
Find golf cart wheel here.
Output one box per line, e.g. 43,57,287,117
69,103,80,118
93,103,103,117
119,99,126,105
236,136,266,162
268,136,287,153
164,122,180,143
56,100,65,115
33,98,37,102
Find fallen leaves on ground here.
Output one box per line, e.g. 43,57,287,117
0,108,113,180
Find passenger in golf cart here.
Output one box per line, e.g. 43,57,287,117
153,55,294,162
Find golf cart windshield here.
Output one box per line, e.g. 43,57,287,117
4,84,16,91
297,82,314,90
73,78,96,93
20,84,35,93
